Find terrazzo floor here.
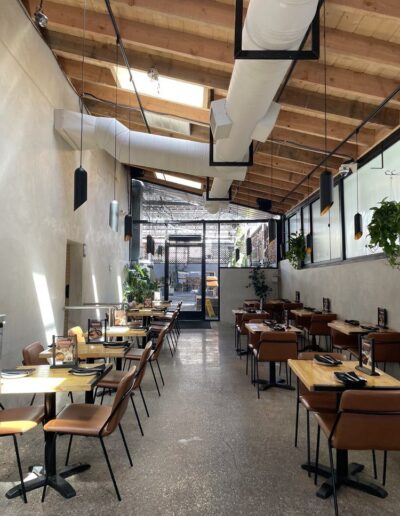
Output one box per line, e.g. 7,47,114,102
1,323,399,515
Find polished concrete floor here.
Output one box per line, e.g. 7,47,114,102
1,323,400,515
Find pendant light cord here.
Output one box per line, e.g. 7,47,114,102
114,42,118,200
323,1,327,157
356,129,359,212
79,0,86,168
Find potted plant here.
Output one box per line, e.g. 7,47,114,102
287,232,306,270
122,263,159,303
247,266,271,304
368,198,400,269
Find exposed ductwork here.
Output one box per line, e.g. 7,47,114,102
55,0,319,213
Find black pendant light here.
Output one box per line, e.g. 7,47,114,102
109,42,119,232
305,174,312,254
319,4,333,217
246,237,252,256
124,214,133,241
235,248,240,262
124,85,133,241
146,235,154,255
354,129,363,240
74,1,88,211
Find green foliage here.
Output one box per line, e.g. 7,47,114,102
122,264,159,303
247,266,271,301
287,232,306,270
368,198,400,269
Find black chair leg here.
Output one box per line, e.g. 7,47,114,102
383,451,388,486
65,435,73,466
306,410,311,478
246,347,249,375
294,398,300,448
100,389,105,405
130,395,144,436
139,386,149,417
100,437,121,501
29,394,36,406
68,392,74,403
372,449,377,480
256,360,260,399
118,424,133,466
315,425,320,486
156,359,165,386
149,361,161,396
328,443,339,516
167,335,174,357
13,435,27,504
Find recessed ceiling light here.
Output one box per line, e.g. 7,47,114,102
155,172,202,190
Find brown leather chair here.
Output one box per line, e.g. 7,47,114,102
253,331,298,398
97,343,153,436
315,390,400,516
331,329,359,358
237,312,267,356
309,313,337,350
295,352,346,478
264,302,284,323
42,367,137,502
22,342,55,406
0,404,45,503
368,332,400,371
151,310,178,355
125,327,168,396
286,302,304,322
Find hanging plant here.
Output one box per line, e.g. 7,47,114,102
368,198,400,269
287,232,306,270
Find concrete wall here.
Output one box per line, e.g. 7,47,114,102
0,2,129,367
280,258,400,330
220,268,279,323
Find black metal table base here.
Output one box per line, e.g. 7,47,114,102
301,461,387,499
6,463,90,500
255,378,295,391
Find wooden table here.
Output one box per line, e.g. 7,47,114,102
290,309,315,317
288,359,400,500
1,364,111,500
245,323,302,335
105,325,149,338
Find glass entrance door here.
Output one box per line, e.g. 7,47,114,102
165,243,205,319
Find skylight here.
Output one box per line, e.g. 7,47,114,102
155,172,202,190
116,67,205,108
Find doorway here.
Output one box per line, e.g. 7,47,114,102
165,241,205,320
63,241,84,334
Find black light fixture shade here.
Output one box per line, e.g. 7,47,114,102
306,233,313,254
124,214,132,241
354,212,363,240
146,235,154,255
74,166,87,211
235,248,240,262
246,237,252,256
320,170,333,215
268,219,277,242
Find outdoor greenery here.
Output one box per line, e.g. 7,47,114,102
247,266,271,302
287,232,306,270
122,263,159,303
368,198,400,269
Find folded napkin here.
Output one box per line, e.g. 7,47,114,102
334,371,366,387
1,368,35,378
345,319,360,326
70,364,106,374
273,324,286,331
314,354,342,366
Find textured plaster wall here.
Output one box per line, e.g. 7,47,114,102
280,258,400,330
0,2,129,367
220,268,279,323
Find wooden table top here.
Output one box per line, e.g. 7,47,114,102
127,309,165,317
0,365,111,395
288,359,400,392
290,309,315,317
40,341,133,361
245,323,303,335
105,325,149,337
232,309,265,315
328,320,392,336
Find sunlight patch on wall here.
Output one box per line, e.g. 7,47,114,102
32,272,57,345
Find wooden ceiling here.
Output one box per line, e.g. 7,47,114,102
22,0,400,213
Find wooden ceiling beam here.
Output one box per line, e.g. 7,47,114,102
48,32,231,91
292,62,400,105
329,0,400,20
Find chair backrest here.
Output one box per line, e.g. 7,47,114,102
257,331,297,362
368,332,400,363
152,326,168,360
68,326,86,344
22,341,48,366
133,342,153,390
309,313,337,336
330,328,358,349
331,390,400,451
103,366,137,435
240,312,266,334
